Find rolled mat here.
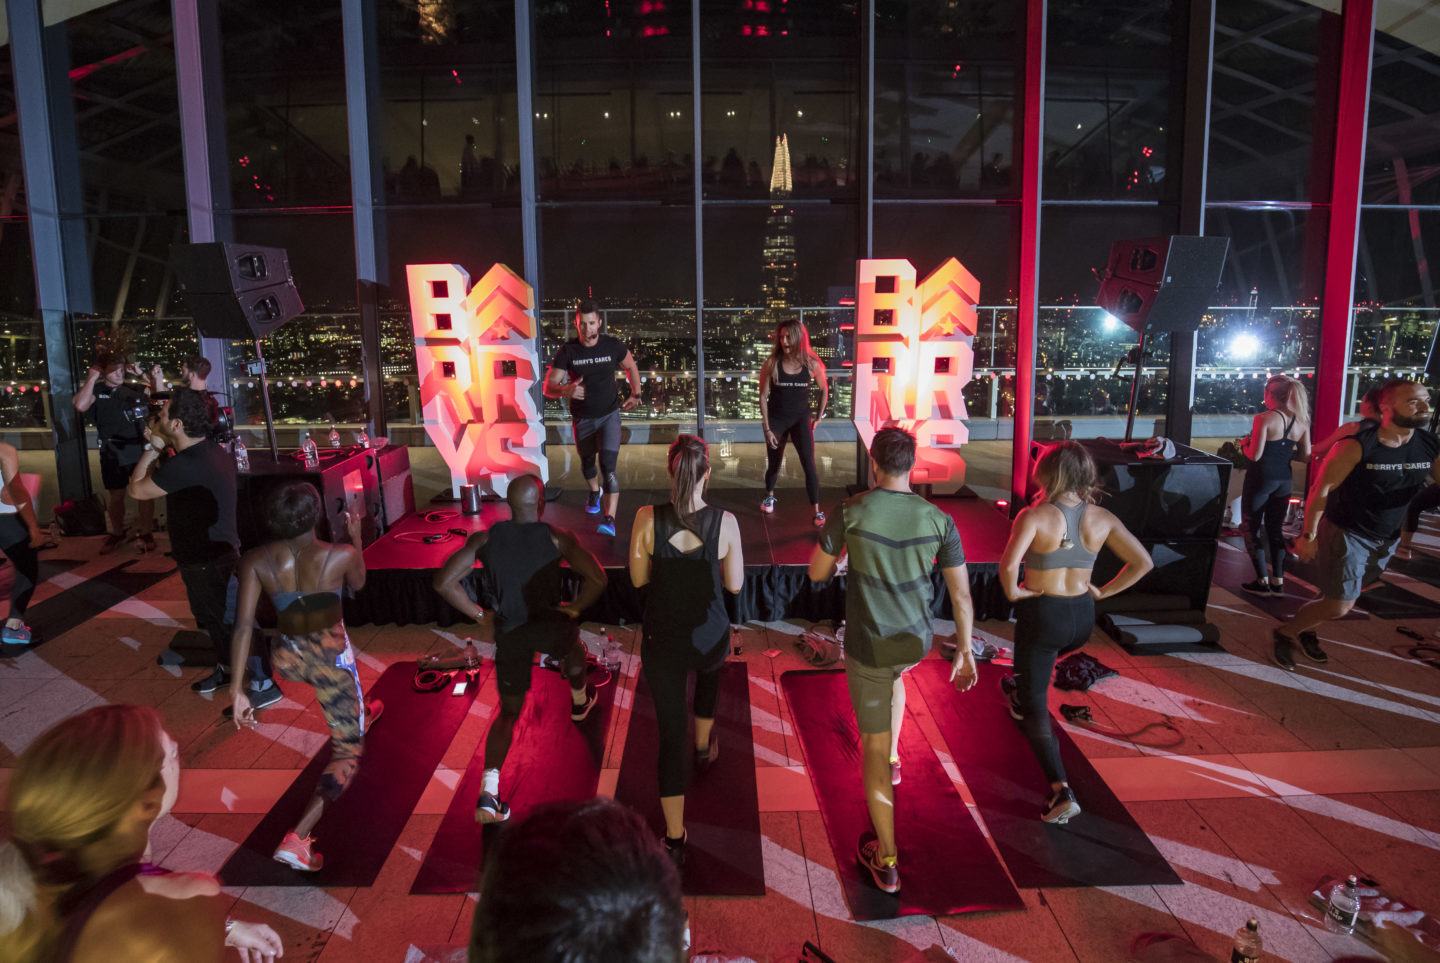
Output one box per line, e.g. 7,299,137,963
780,668,1024,920
912,659,1180,889
220,660,482,887
410,664,616,894
1104,610,1207,627
613,660,764,896
1114,621,1222,649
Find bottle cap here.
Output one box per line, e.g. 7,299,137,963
1346,874,1358,885
1246,918,1258,929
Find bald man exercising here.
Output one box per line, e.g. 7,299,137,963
433,475,609,823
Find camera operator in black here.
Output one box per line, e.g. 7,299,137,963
73,352,165,553
127,387,278,705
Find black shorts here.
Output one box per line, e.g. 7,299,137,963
100,444,144,491
494,622,582,696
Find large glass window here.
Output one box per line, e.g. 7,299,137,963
0,42,43,429
1364,1,1440,206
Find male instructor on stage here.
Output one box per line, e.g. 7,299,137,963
544,299,642,537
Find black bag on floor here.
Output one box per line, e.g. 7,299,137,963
53,496,107,536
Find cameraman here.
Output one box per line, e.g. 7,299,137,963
73,352,164,553
127,387,278,705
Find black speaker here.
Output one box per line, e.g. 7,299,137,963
172,242,304,340
1092,537,1217,613
1097,235,1228,334
374,444,414,530
235,447,383,550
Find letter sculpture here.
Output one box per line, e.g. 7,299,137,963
407,262,547,497
853,257,980,493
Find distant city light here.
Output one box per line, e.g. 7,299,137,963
1229,332,1262,361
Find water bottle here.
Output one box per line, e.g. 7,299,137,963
1325,875,1360,934
354,427,371,449
233,433,250,472
301,432,319,469
327,424,342,448
1231,918,1261,963
603,631,622,674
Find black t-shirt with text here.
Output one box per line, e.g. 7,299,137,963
92,383,148,461
153,439,240,564
551,334,628,420
1328,425,1440,540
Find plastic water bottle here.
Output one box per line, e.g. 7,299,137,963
327,424,342,448
354,427,371,449
301,432,319,469
603,631,622,674
233,433,250,472
1231,918,1262,963
1325,875,1360,933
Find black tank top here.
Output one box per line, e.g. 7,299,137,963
642,503,730,661
1329,425,1440,539
480,520,570,641
1254,412,1298,481
767,358,812,423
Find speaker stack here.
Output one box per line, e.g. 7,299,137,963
1030,438,1231,653
171,243,304,340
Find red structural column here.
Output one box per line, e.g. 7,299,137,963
1010,0,1047,509
1313,0,1376,441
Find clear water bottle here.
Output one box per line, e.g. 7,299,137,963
1325,875,1361,934
603,631,622,674
327,424,342,448
1230,918,1261,963
354,427,371,449
233,433,250,472
300,432,319,469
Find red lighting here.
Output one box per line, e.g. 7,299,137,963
839,323,855,331
238,155,250,167
841,360,854,368
995,499,1009,511
451,69,463,86
742,24,752,35
756,24,769,35
1141,145,1154,158
838,297,856,306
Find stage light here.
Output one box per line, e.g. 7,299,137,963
995,499,1009,511
1229,332,1261,361
1101,312,1120,333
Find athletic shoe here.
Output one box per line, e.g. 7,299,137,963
1272,630,1297,672
1241,580,1274,597
1270,581,1286,596
695,732,720,774
273,832,323,872
1042,787,1082,824
539,653,562,671
191,665,230,693
1000,675,1024,721
1,623,32,646
857,835,900,894
474,791,510,824
597,516,617,537
248,681,283,711
99,533,125,555
889,757,902,786
365,698,385,728
813,511,826,528
571,685,598,722
585,490,603,514
1297,631,1328,664
760,495,777,514
136,533,157,553
663,831,687,868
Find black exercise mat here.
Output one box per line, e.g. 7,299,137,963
1212,541,1364,621
411,664,616,894
781,668,1023,920
1390,552,1440,586
613,660,764,896
1356,581,1439,620
912,658,1180,889
220,660,481,886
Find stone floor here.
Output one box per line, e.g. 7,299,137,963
2,512,1438,961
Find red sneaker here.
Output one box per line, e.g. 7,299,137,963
889,757,902,786
857,835,899,894
273,831,323,872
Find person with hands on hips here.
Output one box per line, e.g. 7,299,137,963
759,318,829,527
0,439,46,645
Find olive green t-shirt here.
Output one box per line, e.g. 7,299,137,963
819,487,965,668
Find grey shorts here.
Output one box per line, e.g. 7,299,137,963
1315,519,1397,601
844,656,919,735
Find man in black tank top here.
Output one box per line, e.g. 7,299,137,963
433,475,608,823
1280,380,1440,670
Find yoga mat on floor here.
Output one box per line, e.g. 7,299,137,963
1391,552,1440,587
1356,581,1439,620
220,660,481,887
1211,543,1364,621
613,660,764,896
411,664,617,894
780,668,1023,920
912,658,1180,889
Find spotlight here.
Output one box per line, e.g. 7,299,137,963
1101,312,1120,333
1229,332,1261,361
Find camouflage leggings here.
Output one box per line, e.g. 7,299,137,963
272,624,367,801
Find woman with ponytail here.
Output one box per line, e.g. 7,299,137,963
0,705,281,962
1239,375,1312,595
627,436,744,867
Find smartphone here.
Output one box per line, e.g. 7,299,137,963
451,679,467,696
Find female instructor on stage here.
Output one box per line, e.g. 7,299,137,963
759,318,828,527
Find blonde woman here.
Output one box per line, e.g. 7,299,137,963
999,442,1153,823
1239,375,1312,595
0,705,281,962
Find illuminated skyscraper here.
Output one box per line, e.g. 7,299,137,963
762,134,798,324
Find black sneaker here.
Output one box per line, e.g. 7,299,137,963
1241,580,1274,597
1042,786,1082,824
585,490,603,515
475,791,510,824
191,665,229,693
571,685,598,722
249,681,283,710
1272,630,1297,672
664,831,687,868
1000,675,1024,721
1297,631,1328,664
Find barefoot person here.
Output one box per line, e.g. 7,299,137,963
433,474,608,824
629,436,743,866
1283,379,1440,669
229,482,379,872
808,426,977,894
543,299,642,538
1238,375,1311,596
999,441,1153,823
759,319,828,526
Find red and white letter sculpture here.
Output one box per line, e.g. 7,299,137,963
407,262,548,497
853,257,980,493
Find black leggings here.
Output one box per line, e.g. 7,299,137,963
642,647,723,797
0,514,38,618
764,416,819,505
1013,593,1094,786
1242,472,1291,581
1405,484,1440,535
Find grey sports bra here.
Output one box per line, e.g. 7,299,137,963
1024,501,1099,570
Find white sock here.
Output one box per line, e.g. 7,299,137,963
482,769,500,795
571,685,589,705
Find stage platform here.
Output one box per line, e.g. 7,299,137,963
349,488,1012,627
